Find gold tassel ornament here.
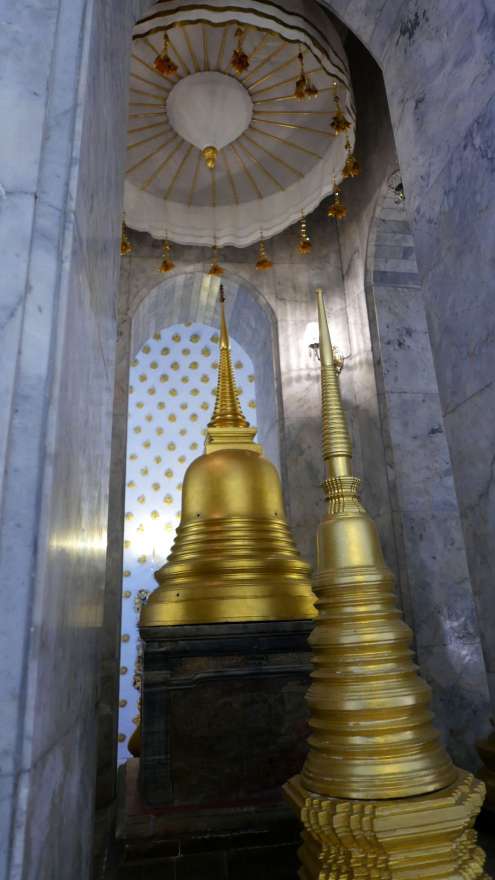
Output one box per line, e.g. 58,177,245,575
330,86,351,135
255,236,273,270
120,222,132,256
327,182,347,220
294,49,319,101
297,215,312,255
231,26,249,74
342,136,361,178
159,238,175,273
153,32,178,77
208,244,224,276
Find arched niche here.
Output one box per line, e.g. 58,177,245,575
130,271,284,472
97,269,286,798
5,0,495,876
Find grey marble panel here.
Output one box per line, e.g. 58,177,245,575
373,286,435,394
383,1,495,206
444,380,495,682
0,192,35,501
421,639,491,770
283,417,325,568
379,391,460,514
0,0,59,193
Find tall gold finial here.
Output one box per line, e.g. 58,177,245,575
205,285,260,453
284,290,486,880
316,288,352,479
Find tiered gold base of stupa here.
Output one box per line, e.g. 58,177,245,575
285,772,488,880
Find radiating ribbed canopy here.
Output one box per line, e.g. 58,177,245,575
125,0,355,246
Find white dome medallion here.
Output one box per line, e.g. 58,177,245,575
167,71,253,153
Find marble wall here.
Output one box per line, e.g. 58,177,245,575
0,0,141,877
1,0,494,877
336,33,491,767
321,0,495,708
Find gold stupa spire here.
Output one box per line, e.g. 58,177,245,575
284,290,487,879
140,286,315,627
316,287,352,474
205,285,260,453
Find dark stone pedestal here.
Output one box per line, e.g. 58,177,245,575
126,620,312,878
140,620,313,807
116,759,303,879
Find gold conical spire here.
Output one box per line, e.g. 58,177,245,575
302,289,455,799
316,288,352,476
284,290,487,880
205,286,260,453
208,286,250,430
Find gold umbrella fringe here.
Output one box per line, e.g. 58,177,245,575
256,236,273,270
208,244,224,276
330,86,351,135
153,33,178,76
342,136,360,179
120,222,132,256
159,238,175,273
327,180,347,220
231,26,249,74
297,215,312,254
294,50,319,101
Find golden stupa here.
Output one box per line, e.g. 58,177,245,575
140,286,315,627
285,290,487,879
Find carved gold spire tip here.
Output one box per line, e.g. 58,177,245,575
205,285,260,453
316,288,352,482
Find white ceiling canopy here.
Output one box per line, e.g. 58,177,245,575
125,0,355,247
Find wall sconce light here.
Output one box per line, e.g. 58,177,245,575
304,321,348,374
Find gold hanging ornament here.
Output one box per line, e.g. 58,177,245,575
231,26,249,74
294,49,319,101
256,236,273,270
153,32,178,77
342,136,361,179
330,84,351,135
297,215,312,254
327,180,347,220
159,238,175,273
120,222,132,256
208,244,224,276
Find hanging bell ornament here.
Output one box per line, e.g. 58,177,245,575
293,50,319,101
294,52,307,100
304,75,319,100
208,244,224,276
330,88,351,135
159,238,175,273
297,215,312,255
342,136,361,179
327,184,347,220
153,33,178,77
256,237,273,270
231,27,249,74
120,222,132,256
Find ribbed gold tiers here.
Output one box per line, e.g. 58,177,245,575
140,286,315,627
284,290,487,879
